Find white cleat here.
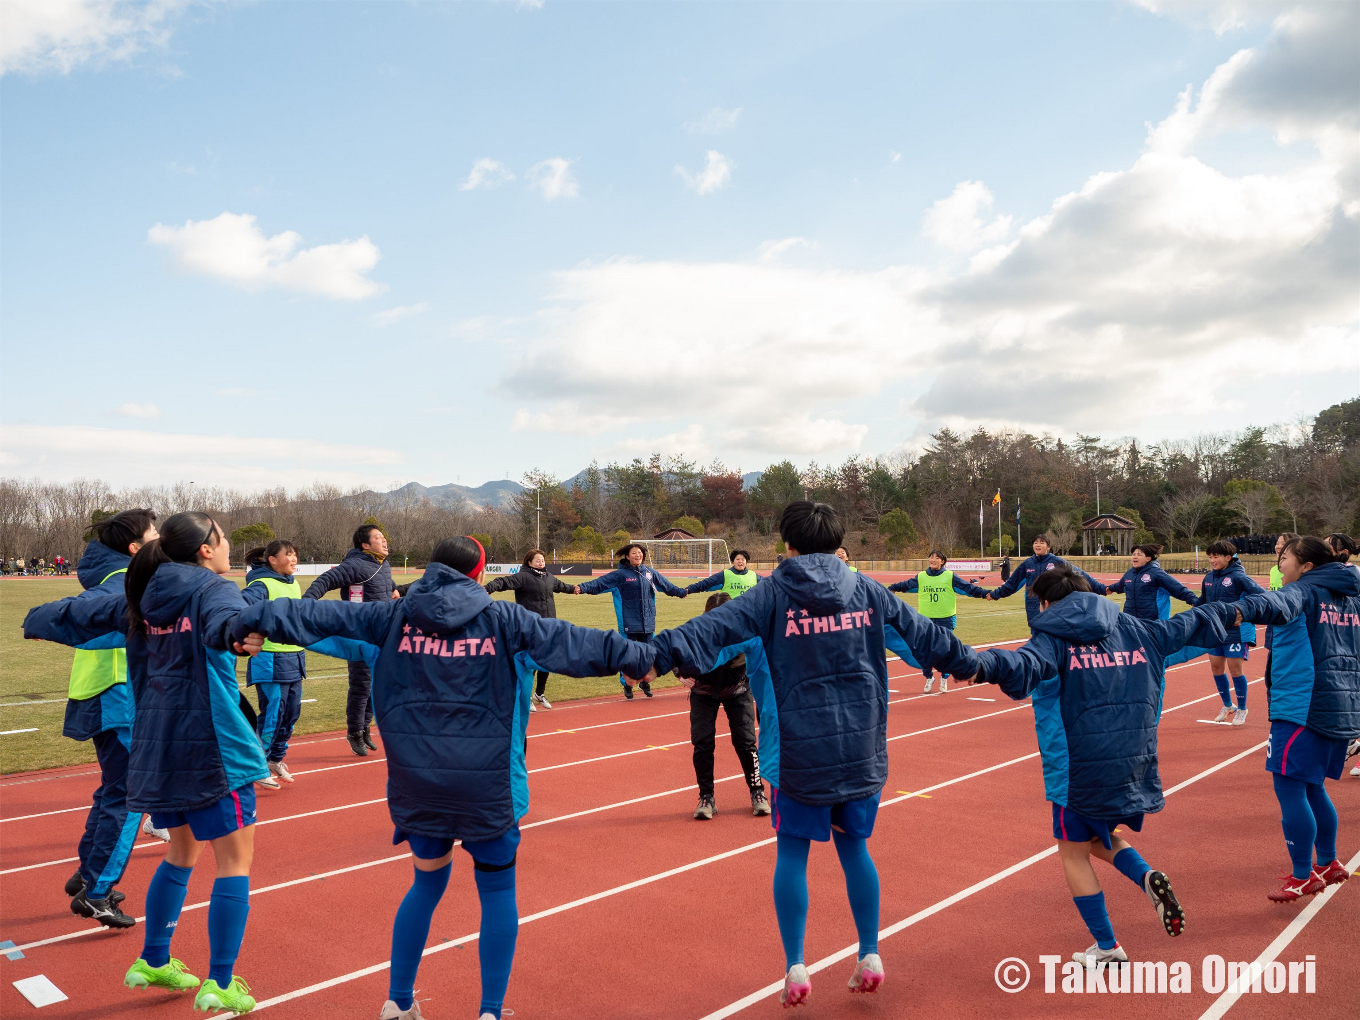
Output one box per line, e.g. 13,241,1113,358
1232,708,1248,727
1073,943,1128,970
141,816,170,842
1351,765,1359,778
378,1000,424,1020
1212,705,1233,724
255,774,280,789
532,692,552,709
922,676,934,693
939,677,949,693
269,760,294,783
781,964,811,1007
528,700,536,712
847,953,884,993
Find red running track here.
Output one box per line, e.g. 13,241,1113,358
1,648,1355,1019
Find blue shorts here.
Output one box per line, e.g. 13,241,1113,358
1210,642,1249,660
771,788,879,842
151,785,256,842
1266,721,1348,784
1052,804,1144,851
394,824,521,867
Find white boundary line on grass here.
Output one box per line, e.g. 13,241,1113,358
698,739,1270,1019
1195,847,1360,1020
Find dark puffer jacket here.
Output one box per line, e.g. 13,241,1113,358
484,566,575,619
303,547,394,604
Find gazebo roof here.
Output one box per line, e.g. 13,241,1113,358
1081,513,1137,532
653,527,697,540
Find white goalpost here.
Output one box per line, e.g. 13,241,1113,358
632,538,730,576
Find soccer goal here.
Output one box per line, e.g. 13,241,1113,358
633,538,730,576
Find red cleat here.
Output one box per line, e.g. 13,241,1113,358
1267,872,1325,902
1313,859,1352,888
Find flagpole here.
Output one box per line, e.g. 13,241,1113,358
996,492,1002,557
979,499,984,556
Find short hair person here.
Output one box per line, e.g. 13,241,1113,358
483,548,578,710
886,550,988,693
987,533,1107,627
685,547,762,599
1199,539,1266,725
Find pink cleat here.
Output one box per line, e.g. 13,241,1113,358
781,965,811,1007
848,954,884,993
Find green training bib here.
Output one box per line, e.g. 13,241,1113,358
250,576,305,652
916,569,957,618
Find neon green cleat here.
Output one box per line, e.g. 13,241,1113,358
194,976,255,1014
124,957,200,991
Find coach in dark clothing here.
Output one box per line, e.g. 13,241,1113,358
303,523,396,755
484,549,577,708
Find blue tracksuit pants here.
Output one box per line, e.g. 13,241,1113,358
255,681,302,762
79,728,142,898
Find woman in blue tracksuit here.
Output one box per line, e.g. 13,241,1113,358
986,534,1107,627
1206,537,1359,902
886,550,989,692
241,541,306,787
973,565,1231,968
234,536,654,1020
1199,540,1267,725
576,542,688,699
1105,544,1199,621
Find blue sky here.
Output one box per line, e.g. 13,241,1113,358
2,1,1356,489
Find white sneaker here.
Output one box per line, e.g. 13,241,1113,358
939,677,949,693
1346,739,1359,759
781,964,811,1007
1232,708,1248,727
1213,705,1233,724
256,775,280,789
1073,943,1128,969
1351,765,1360,777
269,760,294,783
141,816,170,842
923,676,934,693
848,953,884,993
532,692,552,709
378,1000,424,1020
528,699,537,713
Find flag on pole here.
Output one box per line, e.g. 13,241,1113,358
991,489,1001,506
1016,499,1022,525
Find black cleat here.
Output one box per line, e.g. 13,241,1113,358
639,681,653,698
362,727,378,751
346,731,369,756
622,685,634,700
71,891,136,929
65,869,85,897
1144,870,1185,936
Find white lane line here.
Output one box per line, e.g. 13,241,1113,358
1195,847,1360,1020
526,709,689,739
1,805,88,824
699,739,1271,1019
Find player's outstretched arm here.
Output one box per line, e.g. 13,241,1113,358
514,609,655,681
302,558,363,600
874,585,979,679
886,577,917,593
651,583,773,677
685,570,725,595
652,569,689,598
1141,603,1232,660
974,638,1063,700
22,586,127,646
233,596,394,665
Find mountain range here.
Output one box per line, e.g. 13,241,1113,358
383,470,764,510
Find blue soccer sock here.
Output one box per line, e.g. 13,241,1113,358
1232,674,1248,710
1272,772,1316,880
388,863,451,1011
832,830,880,958
206,876,250,987
1213,674,1232,707
474,864,519,1020
140,860,193,968
1112,847,1151,889
1072,892,1117,951
1305,782,1338,864
772,834,811,969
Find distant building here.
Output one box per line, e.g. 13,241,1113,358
653,527,697,541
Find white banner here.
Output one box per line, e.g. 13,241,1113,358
483,563,520,575
945,559,992,572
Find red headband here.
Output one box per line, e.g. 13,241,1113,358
466,537,486,580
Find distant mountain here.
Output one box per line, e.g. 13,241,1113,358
385,468,762,509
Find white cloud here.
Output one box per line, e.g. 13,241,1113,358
921,181,1013,252
890,151,902,164
459,158,515,191
147,212,385,300
116,402,160,419
676,150,733,195
685,107,742,134
1,424,405,488
757,237,814,262
527,158,579,200
371,302,430,326
0,0,189,75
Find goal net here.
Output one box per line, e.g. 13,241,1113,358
633,538,730,576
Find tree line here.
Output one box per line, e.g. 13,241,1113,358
2,397,1355,567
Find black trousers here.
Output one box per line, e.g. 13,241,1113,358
690,690,761,797
534,670,549,696
346,660,374,734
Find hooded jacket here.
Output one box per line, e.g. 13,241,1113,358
23,539,134,740
242,563,306,685
233,562,655,842
989,552,1108,625
579,561,687,635
650,553,979,805
1198,556,1265,645
1106,560,1200,621
976,593,1229,819
303,547,394,604
484,565,575,619
1207,562,1360,740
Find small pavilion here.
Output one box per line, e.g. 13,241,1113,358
1081,513,1137,555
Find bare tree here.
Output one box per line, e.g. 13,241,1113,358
1225,488,1276,536
1047,512,1078,555
916,495,961,554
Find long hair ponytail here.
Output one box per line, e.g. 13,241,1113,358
125,512,220,633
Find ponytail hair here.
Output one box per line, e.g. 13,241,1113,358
1325,533,1356,563
1282,536,1334,571
125,512,220,633
429,536,486,579
1133,543,1163,560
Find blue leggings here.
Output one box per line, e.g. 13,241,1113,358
1272,773,1338,879
772,831,880,969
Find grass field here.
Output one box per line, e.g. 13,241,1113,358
1,569,1055,774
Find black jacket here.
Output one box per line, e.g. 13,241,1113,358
484,566,575,620
687,653,750,700
303,548,394,604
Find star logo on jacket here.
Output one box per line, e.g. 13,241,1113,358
800,608,810,617
402,624,410,634
1066,644,1149,669
787,610,796,619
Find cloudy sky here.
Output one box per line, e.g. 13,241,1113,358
2,0,1356,489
